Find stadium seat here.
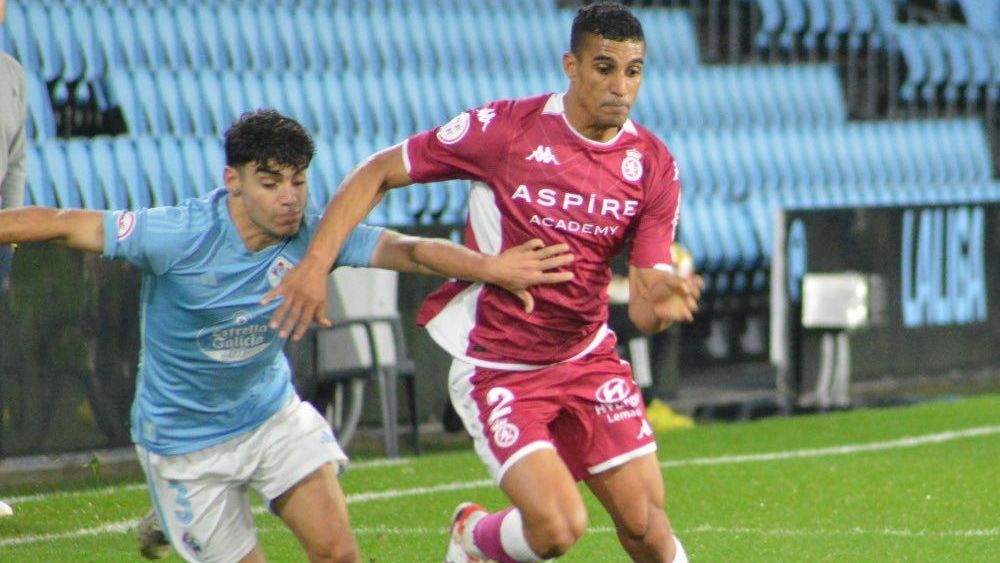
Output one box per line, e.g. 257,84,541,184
157,136,195,204
25,73,57,141
112,138,153,210
39,142,81,209
24,143,54,208
25,3,63,83
182,137,215,197
90,138,130,211
135,137,173,207
65,140,106,210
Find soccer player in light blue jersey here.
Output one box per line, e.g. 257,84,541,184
0,110,574,563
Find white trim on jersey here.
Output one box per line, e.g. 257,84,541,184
400,139,413,174
586,442,658,475
541,93,637,146
468,181,503,255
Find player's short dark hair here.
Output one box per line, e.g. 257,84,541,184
570,2,644,55
224,109,314,172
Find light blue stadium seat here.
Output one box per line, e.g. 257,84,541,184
112,5,147,69
24,3,63,83
5,2,40,74
65,140,106,210
135,137,173,207
152,72,190,135
200,137,225,194
90,138,130,211
310,138,337,209
89,4,122,71
40,142,81,209
25,143,54,207
275,8,306,72
302,73,339,137
215,4,246,70
804,0,830,52
182,137,214,196
441,180,469,225
778,0,806,51
896,27,925,105
755,0,782,52
825,0,852,52
847,0,874,52
919,27,948,106
112,138,152,210
48,4,83,89
316,74,349,135
156,136,193,204
26,72,57,141
133,6,167,69
420,182,449,225
213,72,248,127
69,6,103,83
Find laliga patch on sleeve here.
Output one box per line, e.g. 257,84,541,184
436,111,471,145
117,211,137,240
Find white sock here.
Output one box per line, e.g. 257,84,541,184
672,535,689,563
499,509,544,562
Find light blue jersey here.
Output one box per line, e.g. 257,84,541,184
103,188,384,455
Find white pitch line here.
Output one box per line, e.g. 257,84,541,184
2,424,998,548
4,457,413,505
7,521,995,548
0,519,139,547
346,478,493,504
659,425,1000,469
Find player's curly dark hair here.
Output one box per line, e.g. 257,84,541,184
224,109,315,172
570,2,645,55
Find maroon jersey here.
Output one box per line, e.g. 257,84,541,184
407,93,681,368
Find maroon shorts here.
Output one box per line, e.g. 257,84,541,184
448,335,657,482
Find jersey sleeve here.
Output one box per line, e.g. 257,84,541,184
402,100,514,184
629,155,681,270
102,207,193,274
334,224,385,268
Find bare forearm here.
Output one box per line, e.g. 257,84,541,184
0,207,104,252
309,148,408,270
409,238,499,283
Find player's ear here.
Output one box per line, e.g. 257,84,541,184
563,51,578,82
223,166,241,195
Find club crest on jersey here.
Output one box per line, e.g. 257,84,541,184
437,111,471,145
117,211,137,240
621,149,643,182
267,255,295,287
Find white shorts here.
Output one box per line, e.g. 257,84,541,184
137,396,348,563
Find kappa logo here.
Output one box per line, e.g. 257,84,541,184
637,419,653,440
621,149,643,182
476,107,496,131
117,211,137,240
595,378,632,404
437,112,471,145
526,145,560,165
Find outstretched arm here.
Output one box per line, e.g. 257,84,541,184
263,145,414,339
370,233,574,313
0,207,105,253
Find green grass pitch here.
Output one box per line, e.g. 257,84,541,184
1,394,997,562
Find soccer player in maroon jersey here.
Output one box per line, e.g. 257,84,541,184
266,3,699,561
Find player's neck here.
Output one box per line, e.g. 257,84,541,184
227,197,282,252
563,92,622,143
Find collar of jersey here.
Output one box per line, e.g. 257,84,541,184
542,92,637,148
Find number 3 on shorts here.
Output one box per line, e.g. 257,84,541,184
168,480,194,525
